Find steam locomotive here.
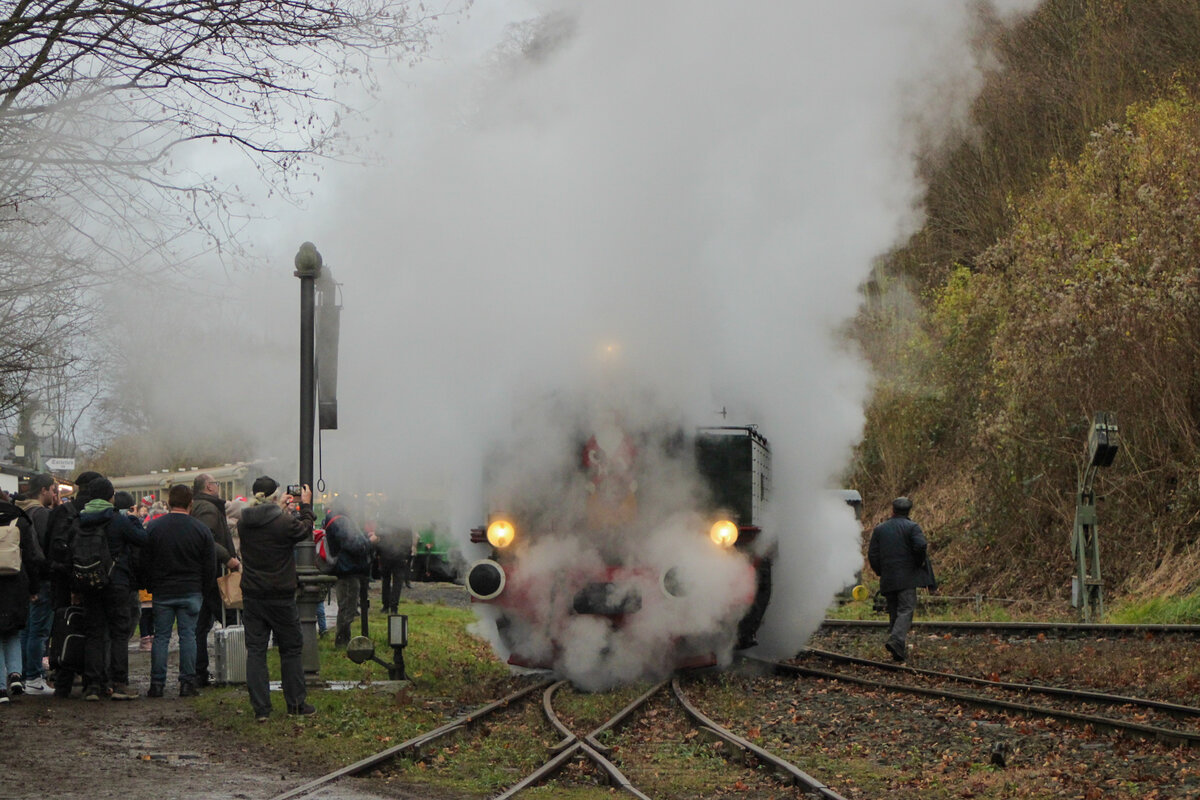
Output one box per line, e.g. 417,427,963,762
465,415,772,683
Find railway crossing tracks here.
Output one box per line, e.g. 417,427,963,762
270,673,850,800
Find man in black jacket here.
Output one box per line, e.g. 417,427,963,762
145,483,215,698
76,477,149,700
239,477,314,722
190,473,241,687
868,497,929,663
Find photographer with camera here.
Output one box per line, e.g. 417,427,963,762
238,477,315,722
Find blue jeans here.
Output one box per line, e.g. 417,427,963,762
20,580,53,680
152,593,202,685
0,632,21,682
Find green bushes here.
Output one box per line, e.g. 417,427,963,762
855,67,1200,603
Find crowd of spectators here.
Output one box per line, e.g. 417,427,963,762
0,468,414,719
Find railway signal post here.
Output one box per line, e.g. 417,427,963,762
1071,411,1119,623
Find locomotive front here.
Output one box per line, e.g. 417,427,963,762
466,417,773,685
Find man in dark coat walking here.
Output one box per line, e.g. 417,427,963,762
868,497,931,663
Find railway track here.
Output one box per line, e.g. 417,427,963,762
268,678,554,800
756,649,1200,749
819,618,1200,638
269,672,852,800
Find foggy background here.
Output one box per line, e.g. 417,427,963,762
100,1,1043,667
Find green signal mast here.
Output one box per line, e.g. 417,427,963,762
1071,412,1119,622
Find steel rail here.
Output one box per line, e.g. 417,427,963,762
495,680,666,800
819,619,1200,637
801,646,1200,718
268,678,554,800
670,676,851,800
753,656,1200,749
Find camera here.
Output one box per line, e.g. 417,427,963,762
286,484,303,497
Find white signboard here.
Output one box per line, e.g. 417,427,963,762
45,457,76,473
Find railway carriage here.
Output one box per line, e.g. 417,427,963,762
110,461,264,505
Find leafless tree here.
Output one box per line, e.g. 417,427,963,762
0,0,451,435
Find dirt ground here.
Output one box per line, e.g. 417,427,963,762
0,582,468,800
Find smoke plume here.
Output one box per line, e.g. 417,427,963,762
105,1,1044,684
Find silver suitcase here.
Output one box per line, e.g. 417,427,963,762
212,624,247,685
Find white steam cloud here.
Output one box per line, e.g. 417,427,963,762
106,1,1043,684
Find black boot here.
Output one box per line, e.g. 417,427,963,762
179,680,200,697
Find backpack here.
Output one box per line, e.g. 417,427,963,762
326,515,371,575
71,516,115,590
0,508,23,576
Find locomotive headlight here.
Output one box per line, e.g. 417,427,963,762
709,519,739,548
486,519,517,549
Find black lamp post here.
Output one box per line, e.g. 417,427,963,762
294,242,336,677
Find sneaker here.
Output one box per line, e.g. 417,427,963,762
110,683,138,700
22,677,54,695
83,686,102,702
885,642,907,663
286,703,316,717
0,690,9,704
7,674,24,696
255,714,270,723
147,683,164,698
139,637,153,652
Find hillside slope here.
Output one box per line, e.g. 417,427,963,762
851,0,1200,610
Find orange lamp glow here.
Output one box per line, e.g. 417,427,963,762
486,519,516,548
709,520,738,548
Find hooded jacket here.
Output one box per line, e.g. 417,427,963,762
77,500,149,589
239,501,314,600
